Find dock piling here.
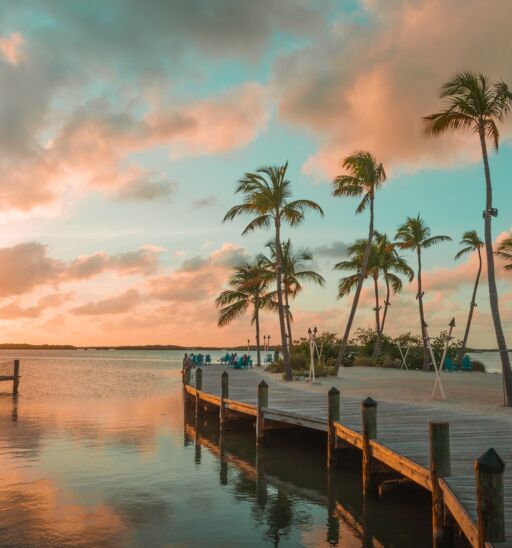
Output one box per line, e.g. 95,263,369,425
13,359,20,395
195,368,203,417
256,380,268,447
362,397,377,495
220,371,229,429
327,387,340,468
475,448,505,547
429,422,451,547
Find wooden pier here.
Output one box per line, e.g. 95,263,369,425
0,359,20,395
184,366,511,547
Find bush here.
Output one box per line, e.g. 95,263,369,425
471,360,486,372
353,356,377,367
382,357,399,369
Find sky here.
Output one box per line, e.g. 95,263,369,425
0,0,511,348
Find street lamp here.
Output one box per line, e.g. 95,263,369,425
308,326,318,382
247,338,250,354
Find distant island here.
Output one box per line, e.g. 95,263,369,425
0,343,276,351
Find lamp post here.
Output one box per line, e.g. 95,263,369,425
247,338,250,354
308,326,318,382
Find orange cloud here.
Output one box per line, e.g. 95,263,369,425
0,32,24,65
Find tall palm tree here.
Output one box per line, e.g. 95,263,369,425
424,71,512,405
216,261,277,367
496,232,512,270
455,231,484,365
332,151,386,369
395,216,451,371
223,162,324,380
258,239,325,346
372,232,414,358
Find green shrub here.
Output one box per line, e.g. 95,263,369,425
382,357,399,369
353,356,377,367
471,360,486,372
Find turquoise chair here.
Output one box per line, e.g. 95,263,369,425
462,355,472,371
443,356,454,372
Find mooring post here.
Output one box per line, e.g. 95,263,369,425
13,359,20,396
183,366,191,387
220,371,229,429
362,397,377,495
256,380,268,447
195,368,203,417
327,387,340,468
474,448,505,547
429,422,451,547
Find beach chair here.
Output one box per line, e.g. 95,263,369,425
462,355,472,371
205,354,211,364
443,356,454,373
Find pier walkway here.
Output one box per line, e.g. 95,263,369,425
184,366,511,547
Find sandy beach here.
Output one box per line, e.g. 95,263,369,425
257,366,512,423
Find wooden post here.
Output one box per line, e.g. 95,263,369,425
362,397,377,495
429,422,451,547
327,387,340,468
183,366,191,386
475,448,505,547
220,371,229,429
256,380,268,447
13,359,20,395
195,368,203,417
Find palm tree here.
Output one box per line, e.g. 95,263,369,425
258,239,325,346
223,162,324,380
332,151,386,369
372,232,414,358
395,216,451,371
424,71,512,405
455,231,484,365
216,261,277,367
496,232,512,270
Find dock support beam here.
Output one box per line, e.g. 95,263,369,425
183,365,191,386
195,368,203,418
256,380,268,447
475,448,505,547
220,371,229,430
429,422,451,547
327,387,340,468
362,397,377,495
13,359,20,395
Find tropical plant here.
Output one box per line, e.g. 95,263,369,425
258,239,325,346
216,261,277,367
223,162,324,380
454,230,484,364
496,232,512,270
332,151,386,370
424,70,512,405
395,215,451,371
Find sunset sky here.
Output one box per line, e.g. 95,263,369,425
0,0,511,347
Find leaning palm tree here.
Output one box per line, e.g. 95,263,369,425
424,71,512,405
395,216,451,371
332,151,386,369
372,232,414,358
455,231,484,365
216,261,277,367
258,239,325,346
223,162,324,380
496,232,512,271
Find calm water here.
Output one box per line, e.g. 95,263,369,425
0,349,435,547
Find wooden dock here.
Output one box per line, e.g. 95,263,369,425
183,366,511,548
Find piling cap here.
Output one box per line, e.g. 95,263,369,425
328,386,340,396
258,380,268,388
221,371,228,377
362,397,377,408
475,448,505,474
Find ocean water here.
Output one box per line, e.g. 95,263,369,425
0,349,435,547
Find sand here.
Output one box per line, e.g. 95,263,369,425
257,365,512,424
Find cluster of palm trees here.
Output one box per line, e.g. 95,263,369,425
217,71,512,406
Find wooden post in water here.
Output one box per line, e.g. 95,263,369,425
362,397,377,495
474,448,505,547
327,387,340,468
183,366,191,387
256,380,268,447
195,368,203,418
429,422,451,547
220,371,229,429
13,359,20,395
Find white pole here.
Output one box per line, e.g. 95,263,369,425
425,325,446,400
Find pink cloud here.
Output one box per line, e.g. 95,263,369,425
0,32,24,65
71,289,142,315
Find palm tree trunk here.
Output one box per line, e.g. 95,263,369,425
457,247,482,365
416,248,429,371
336,196,374,369
374,277,390,359
255,300,261,367
275,219,291,380
371,274,382,360
284,288,293,347
478,127,512,406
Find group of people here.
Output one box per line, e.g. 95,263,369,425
182,352,211,369
220,352,252,367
